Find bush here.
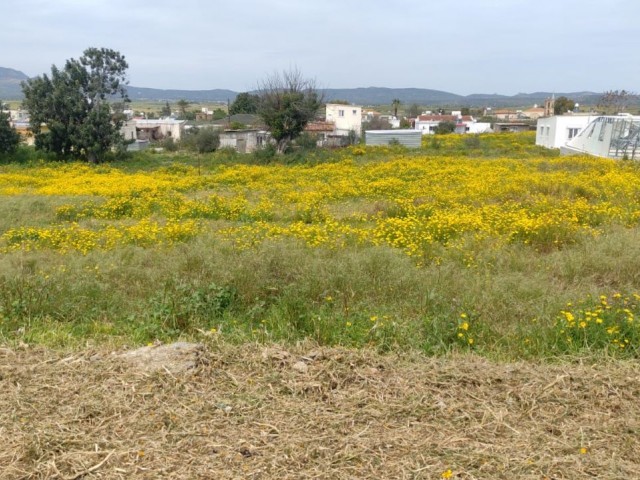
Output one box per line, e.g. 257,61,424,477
0,145,46,164
435,121,456,135
294,132,318,150
161,137,178,152
463,135,481,149
195,129,220,154
181,127,220,153
253,143,277,163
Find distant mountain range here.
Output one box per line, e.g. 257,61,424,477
1,66,608,107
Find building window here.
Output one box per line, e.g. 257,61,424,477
539,126,544,135
598,121,607,141
567,128,579,139
339,110,345,117
352,110,357,115
546,126,550,136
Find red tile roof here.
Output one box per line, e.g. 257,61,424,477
305,121,335,132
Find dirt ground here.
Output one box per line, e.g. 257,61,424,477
1,342,639,479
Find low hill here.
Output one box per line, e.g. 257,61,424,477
0,67,29,99
126,86,238,103
323,86,464,105
0,65,615,107
122,87,608,108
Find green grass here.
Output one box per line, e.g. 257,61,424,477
1,226,640,359
2,135,640,359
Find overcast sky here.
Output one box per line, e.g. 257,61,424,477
3,0,639,95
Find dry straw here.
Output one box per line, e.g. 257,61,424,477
2,342,639,479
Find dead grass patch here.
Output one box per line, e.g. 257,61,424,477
1,343,639,479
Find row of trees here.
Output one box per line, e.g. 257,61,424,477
19,48,322,160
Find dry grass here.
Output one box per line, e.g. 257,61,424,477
2,342,639,479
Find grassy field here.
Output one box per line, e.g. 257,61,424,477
1,132,640,359
4,132,640,479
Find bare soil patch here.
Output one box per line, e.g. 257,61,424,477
1,343,639,479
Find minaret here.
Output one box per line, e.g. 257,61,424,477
544,94,556,117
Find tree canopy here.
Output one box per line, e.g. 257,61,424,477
229,92,259,115
256,69,323,154
160,101,171,117
554,96,575,115
435,121,456,134
406,103,421,118
392,98,401,118
21,47,129,162
0,111,20,156
176,99,191,119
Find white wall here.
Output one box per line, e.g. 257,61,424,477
414,119,439,134
326,104,362,136
467,122,492,134
535,115,595,149
414,119,489,135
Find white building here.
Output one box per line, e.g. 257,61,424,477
563,115,640,159
121,119,186,142
414,114,491,135
326,104,362,137
535,114,597,149
219,129,269,153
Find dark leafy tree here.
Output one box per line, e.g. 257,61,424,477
229,92,259,115
406,103,421,118
554,96,575,115
0,111,21,156
111,101,127,124
21,47,129,162
194,128,220,153
392,98,401,118
160,101,171,117
212,108,227,120
435,121,456,134
257,68,323,154
181,127,220,153
176,99,191,119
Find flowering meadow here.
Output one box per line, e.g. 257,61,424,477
2,132,640,357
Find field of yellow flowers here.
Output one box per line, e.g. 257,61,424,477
2,132,640,357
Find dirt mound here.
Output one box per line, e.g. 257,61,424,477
113,342,205,374
1,343,639,479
